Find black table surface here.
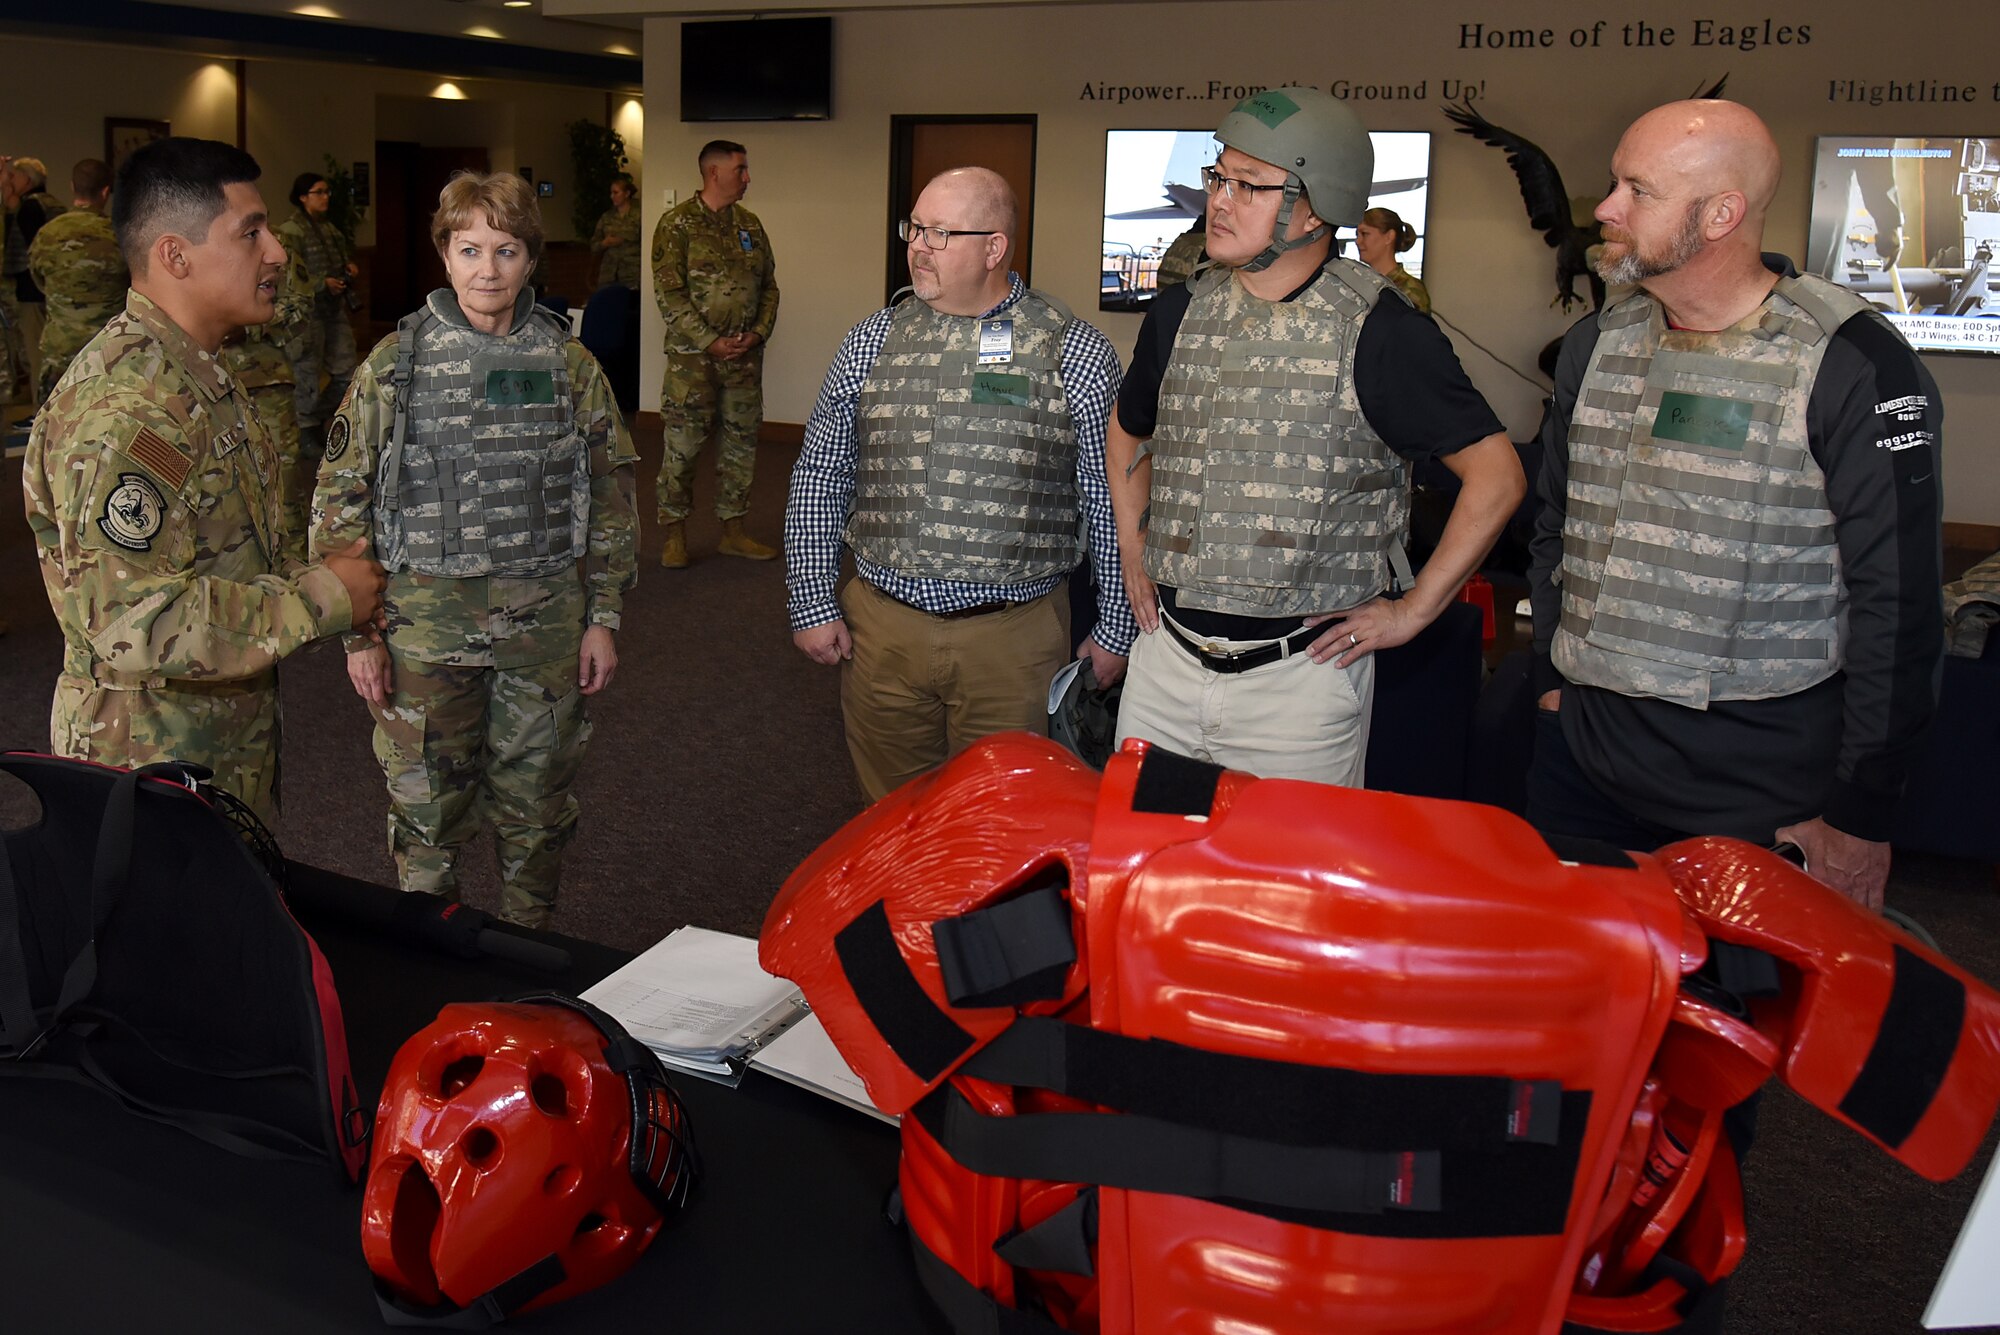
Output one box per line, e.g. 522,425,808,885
0,865,946,1334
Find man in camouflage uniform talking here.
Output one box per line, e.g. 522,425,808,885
22,137,386,822
27,159,126,402
651,138,778,567
1529,100,1944,914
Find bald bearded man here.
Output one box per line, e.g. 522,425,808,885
1528,100,1943,911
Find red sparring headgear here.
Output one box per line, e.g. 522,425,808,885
362,994,699,1325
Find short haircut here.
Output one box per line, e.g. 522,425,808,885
698,140,746,170
288,170,326,212
611,172,636,193
12,157,48,189
430,170,544,264
111,137,263,274
70,158,112,200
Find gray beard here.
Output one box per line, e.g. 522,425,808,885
1595,199,1708,286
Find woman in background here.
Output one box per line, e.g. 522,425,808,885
1353,206,1429,314
591,173,642,290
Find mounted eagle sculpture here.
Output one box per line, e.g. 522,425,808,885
1443,78,1727,313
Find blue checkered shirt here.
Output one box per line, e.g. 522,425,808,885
784,274,1136,656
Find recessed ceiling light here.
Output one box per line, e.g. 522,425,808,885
604,43,636,56
502,1,532,8
463,25,504,39
433,82,467,100
291,4,339,15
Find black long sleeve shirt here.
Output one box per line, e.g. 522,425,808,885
1528,257,1944,843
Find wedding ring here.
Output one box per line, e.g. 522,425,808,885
1349,632,1359,646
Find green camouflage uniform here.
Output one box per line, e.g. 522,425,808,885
591,204,643,289
1155,227,1207,289
27,206,126,401
23,291,355,823
313,292,639,928
652,194,778,521
1387,264,1431,315
275,207,358,428
221,253,315,563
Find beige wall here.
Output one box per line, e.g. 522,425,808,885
640,0,1999,523
4,34,638,248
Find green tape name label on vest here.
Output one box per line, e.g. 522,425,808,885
971,371,1031,408
1652,392,1751,451
1236,90,1300,128
485,368,557,405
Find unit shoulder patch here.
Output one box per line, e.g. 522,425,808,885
97,473,167,551
324,417,350,463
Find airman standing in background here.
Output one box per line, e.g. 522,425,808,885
651,139,778,567
28,159,127,401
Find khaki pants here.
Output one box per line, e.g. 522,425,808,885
839,579,1069,802
1114,611,1375,786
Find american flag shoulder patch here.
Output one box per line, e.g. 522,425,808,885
123,424,193,491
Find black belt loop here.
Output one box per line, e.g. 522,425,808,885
1161,616,1319,674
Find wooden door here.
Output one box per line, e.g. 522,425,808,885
371,142,491,316
886,116,1036,306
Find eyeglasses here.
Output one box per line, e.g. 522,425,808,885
1200,166,1288,202
898,219,995,250
305,187,332,197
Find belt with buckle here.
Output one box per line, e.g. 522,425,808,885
1161,617,1319,673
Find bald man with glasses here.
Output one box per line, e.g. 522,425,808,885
784,166,1132,802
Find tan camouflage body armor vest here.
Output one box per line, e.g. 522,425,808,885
1552,274,1874,707
374,292,589,578
1145,260,1409,618
847,288,1083,584
289,212,345,287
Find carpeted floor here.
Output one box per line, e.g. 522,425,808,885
3,424,1997,1333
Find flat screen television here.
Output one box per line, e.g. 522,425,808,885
1806,135,2000,354
1100,128,1431,313
681,17,832,122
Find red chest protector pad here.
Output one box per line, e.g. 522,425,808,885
765,739,1693,1333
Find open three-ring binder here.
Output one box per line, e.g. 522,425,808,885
580,925,893,1124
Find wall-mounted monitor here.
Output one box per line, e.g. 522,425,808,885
681,17,833,122
1100,129,1431,313
1807,135,2000,354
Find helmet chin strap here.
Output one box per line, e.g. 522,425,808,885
1240,175,1330,273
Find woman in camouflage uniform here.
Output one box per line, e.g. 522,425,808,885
590,173,642,290
276,171,360,446
314,171,640,930
1353,206,1431,314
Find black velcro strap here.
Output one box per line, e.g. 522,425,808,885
1537,832,1637,869
835,901,976,1083
1838,944,1966,1149
909,1231,1072,1335
993,1188,1097,1276
961,1015,1564,1149
933,883,1076,1008
914,1082,1439,1220
1130,747,1223,815
917,1075,1590,1238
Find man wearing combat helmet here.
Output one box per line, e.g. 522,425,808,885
1108,87,1522,784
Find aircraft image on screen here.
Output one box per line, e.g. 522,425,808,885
1807,136,2000,355
1100,129,1432,313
